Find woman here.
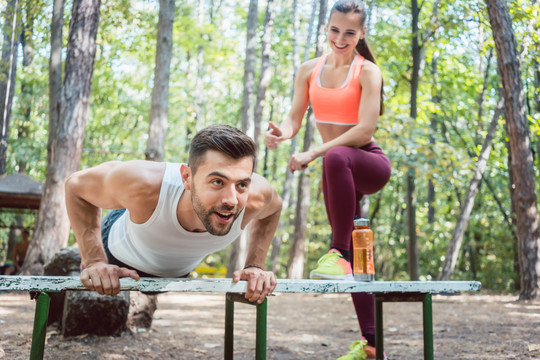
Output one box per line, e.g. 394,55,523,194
265,1,390,358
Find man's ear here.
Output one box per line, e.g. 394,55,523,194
180,164,192,191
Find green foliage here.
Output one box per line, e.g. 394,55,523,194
2,0,538,292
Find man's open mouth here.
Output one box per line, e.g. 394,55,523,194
216,212,233,220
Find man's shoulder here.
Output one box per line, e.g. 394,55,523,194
243,173,281,221
110,160,167,184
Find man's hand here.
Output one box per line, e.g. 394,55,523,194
80,261,140,296
232,267,277,304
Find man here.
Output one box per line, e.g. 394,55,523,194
13,230,30,274
65,125,282,303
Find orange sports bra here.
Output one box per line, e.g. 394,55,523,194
308,53,364,125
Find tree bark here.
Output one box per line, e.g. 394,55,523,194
22,0,101,275
227,0,258,276
145,0,175,162
406,0,421,281
240,0,258,139
287,0,327,279
485,0,540,299
438,98,504,280
17,0,41,173
427,51,439,225
0,0,22,175
253,0,275,170
270,0,301,273
194,0,205,132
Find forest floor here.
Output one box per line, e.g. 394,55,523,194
0,291,539,359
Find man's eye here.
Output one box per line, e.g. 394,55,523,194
212,179,224,186
238,183,248,190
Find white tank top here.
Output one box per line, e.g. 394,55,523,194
108,162,246,277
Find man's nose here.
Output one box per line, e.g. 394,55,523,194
222,185,239,207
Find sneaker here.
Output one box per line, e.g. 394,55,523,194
337,338,387,360
336,339,367,360
309,249,353,281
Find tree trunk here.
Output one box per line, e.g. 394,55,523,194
287,0,327,279
406,0,420,281
227,0,258,276
485,0,540,300
17,0,40,173
240,0,258,139
0,0,22,175
406,168,418,280
22,0,101,275
194,0,205,132
287,167,310,278
438,98,504,280
145,0,174,162
47,0,64,163
253,0,275,170
270,0,302,273
427,52,439,225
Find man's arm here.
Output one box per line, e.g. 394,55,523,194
65,161,161,295
233,173,282,303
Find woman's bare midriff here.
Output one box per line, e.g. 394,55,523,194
316,122,374,145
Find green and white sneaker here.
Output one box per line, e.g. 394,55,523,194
309,249,354,281
336,339,368,360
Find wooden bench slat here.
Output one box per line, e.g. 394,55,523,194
0,275,481,294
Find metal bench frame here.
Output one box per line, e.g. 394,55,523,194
0,276,481,360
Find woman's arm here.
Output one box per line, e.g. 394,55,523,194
265,60,316,148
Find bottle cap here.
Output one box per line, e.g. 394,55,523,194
354,218,369,227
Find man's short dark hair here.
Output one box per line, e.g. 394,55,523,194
188,125,256,173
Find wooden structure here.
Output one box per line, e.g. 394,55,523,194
0,173,43,210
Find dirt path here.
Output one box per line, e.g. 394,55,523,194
1,291,539,359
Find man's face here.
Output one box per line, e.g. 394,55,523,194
186,150,253,236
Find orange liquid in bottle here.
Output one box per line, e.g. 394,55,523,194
352,219,375,281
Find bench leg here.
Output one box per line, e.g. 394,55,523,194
30,292,51,360
375,295,384,360
224,296,234,360
224,294,267,360
255,298,267,360
422,293,434,360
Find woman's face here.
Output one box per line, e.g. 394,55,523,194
326,11,366,54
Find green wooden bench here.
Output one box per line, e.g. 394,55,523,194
0,275,480,360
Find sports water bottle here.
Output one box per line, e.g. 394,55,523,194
352,217,375,281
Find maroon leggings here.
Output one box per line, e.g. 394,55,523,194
322,143,391,345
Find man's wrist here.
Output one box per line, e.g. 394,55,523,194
243,264,264,271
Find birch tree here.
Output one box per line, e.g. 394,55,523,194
0,0,22,175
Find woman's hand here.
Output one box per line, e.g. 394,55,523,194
288,150,316,173
265,122,286,149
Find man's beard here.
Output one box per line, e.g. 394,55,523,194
191,187,240,236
